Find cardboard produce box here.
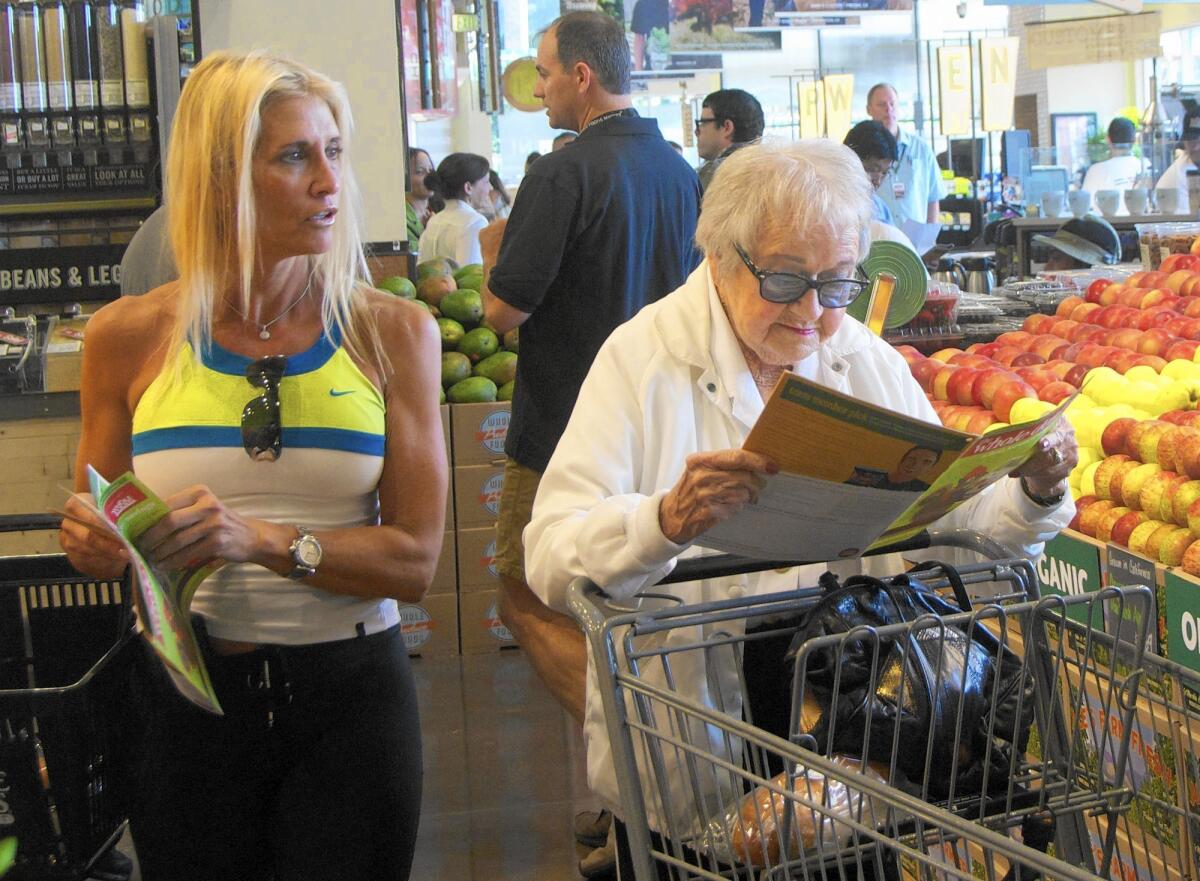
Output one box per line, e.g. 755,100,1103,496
456,525,500,594
1106,544,1167,656
398,593,459,658
428,532,458,596
449,401,509,466
453,463,504,529
459,589,517,654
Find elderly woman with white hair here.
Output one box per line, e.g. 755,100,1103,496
522,139,1077,876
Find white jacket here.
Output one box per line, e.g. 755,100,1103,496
524,261,1074,833
416,199,488,266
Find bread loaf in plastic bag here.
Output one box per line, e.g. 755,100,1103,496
701,755,887,869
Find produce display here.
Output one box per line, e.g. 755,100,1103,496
378,259,518,404
898,259,1200,575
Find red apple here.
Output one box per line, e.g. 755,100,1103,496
1130,355,1168,372
1078,500,1117,538
1177,431,1200,479
1109,328,1143,350
1110,510,1150,547
930,347,964,363
1160,526,1196,566
1136,423,1173,463
932,364,959,401
1086,279,1113,303
1146,523,1180,560
1140,471,1182,521
947,367,982,406
1166,340,1200,362
1101,418,1139,457
911,359,943,392
1094,454,1133,501
975,369,1018,408
963,411,997,434
1137,329,1174,356
1015,366,1056,391
1182,539,1200,575
1170,479,1200,525
1165,268,1196,291
1098,284,1125,306
1022,314,1057,335
1097,506,1134,543
1055,296,1084,318
1010,352,1045,368
1063,364,1090,387
1160,474,1194,523
992,381,1037,423
1104,350,1141,374
1069,302,1102,323
1039,381,1075,405
1140,289,1171,310
995,332,1033,349
1129,519,1168,556
1109,460,1144,505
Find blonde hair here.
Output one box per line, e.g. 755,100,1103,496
164,50,383,373
695,138,873,281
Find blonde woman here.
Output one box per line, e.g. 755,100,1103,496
58,50,445,880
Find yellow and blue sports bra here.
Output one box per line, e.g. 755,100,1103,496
131,324,397,645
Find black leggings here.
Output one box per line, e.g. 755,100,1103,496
127,622,422,881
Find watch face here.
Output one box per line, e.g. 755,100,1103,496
296,535,322,568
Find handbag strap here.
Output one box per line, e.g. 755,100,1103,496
908,560,973,612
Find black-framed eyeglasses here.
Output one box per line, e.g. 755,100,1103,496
734,244,869,308
242,355,286,461
694,117,720,134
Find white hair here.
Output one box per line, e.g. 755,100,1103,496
695,138,874,279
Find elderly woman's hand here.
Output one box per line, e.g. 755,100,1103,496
1009,424,1078,501
659,449,779,545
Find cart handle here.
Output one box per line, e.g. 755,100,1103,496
657,528,1016,585
0,513,62,534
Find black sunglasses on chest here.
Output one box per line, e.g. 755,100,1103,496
242,356,286,461
734,244,869,309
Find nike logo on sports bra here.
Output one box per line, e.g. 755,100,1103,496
329,388,356,397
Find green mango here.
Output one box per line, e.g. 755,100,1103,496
447,376,498,403
437,317,465,351
377,275,416,298
497,380,515,401
440,289,484,326
473,350,517,386
441,351,472,389
457,327,499,363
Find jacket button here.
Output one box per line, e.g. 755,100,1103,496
832,362,844,372
728,582,746,598
706,382,716,392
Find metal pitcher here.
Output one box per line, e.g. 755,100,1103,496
961,256,996,295
932,257,966,289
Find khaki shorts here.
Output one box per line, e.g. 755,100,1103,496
494,458,541,582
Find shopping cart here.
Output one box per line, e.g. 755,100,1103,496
568,527,1159,881
0,514,135,880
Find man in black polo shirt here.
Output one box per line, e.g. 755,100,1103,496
481,10,700,728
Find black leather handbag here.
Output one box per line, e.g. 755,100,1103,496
788,564,1035,800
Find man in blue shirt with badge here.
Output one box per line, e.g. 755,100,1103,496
866,82,942,227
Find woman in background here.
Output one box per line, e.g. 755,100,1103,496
405,146,435,243
417,152,492,265
59,50,445,880
485,169,512,221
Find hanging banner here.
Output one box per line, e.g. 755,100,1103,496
823,74,855,143
937,46,972,136
1024,12,1161,70
978,37,1018,132
797,81,825,138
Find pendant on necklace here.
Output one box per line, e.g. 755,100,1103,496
259,329,271,341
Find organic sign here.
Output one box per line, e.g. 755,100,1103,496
1035,531,1102,624
937,46,972,137
1024,12,1162,70
978,37,1018,132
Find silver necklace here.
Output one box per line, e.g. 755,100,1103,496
226,272,314,340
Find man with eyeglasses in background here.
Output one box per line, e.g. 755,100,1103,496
696,88,764,191
865,82,942,227
843,119,920,253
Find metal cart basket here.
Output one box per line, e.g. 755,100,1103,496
0,514,134,880
568,528,1166,881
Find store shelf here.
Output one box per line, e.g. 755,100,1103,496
0,195,157,217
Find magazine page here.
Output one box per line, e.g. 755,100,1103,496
699,374,1068,562
84,466,223,714
872,402,1070,547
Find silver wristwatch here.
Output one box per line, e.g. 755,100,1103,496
287,526,322,579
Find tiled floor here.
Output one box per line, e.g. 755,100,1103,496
116,649,597,881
